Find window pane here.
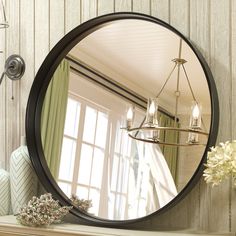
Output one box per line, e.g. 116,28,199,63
115,194,126,220
122,158,130,193
89,189,100,216
83,106,97,144
64,98,80,138
78,144,93,185
76,185,89,200
115,121,122,153
122,133,131,156
95,111,108,148
140,166,149,198
58,182,72,196
117,158,123,193
58,137,76,181
108,193,115,220
90,148,104,188
111,154,119,191
138,199,147,217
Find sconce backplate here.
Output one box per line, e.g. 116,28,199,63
5,54,25,81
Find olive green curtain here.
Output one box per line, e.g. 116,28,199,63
158,113,179,183
41,59,70,179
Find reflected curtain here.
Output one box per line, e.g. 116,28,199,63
135,141,177,214
158,113,179,183
145,143,178,208
41,59,70,179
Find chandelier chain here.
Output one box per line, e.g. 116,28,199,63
156,63,177,98
182,64,198,103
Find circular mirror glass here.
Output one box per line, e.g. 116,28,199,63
26,13,219,225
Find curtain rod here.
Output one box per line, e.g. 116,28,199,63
65,55,177,121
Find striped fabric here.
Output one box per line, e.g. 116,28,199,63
0,169,10,215
10,145,38,214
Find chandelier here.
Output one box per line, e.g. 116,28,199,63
123,39,208,147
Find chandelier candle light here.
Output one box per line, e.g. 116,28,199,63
188,103,202,143
145,98,159,127
124,38,208,147
126,106,134,129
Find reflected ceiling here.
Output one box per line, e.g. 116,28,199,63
70,20,210,115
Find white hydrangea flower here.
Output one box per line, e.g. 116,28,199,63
203,140,236,186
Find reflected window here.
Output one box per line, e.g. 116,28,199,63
58,94,109,216
58,92,151,219
56,71,178,220
58,98,80,183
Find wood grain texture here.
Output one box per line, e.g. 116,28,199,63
166,182,200,229
0,0,234,232
20,0,35,137
35,0,49,72
209,0,231,232
115,0,132,12
150,0,169,23
0,0,6,169
231,0,236,232
81,0,97,23
132,0,150,14
97,0,114,16
49,0,65,49
170,0,189,38
5,0,21,171
65,0,81,33
189,0,210,61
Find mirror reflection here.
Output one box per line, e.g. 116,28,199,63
41,19,211,220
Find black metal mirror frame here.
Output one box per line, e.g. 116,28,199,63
26,12,219,227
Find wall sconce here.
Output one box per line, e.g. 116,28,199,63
1,2,25,99
0,54,25,86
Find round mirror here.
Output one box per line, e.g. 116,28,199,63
26,13,219,226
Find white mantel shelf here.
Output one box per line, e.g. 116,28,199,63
0,215,233,236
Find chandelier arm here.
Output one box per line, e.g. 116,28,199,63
134,61,177,138
181,64,198,102
134,116,146,138
174,62,181,126
201,117,207,132
156,63,177,98
128,126,208,135
128,134,207,147
134,115,146,138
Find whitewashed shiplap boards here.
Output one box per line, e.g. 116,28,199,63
0,0,235,233
0,1,6,169
231,0,236,232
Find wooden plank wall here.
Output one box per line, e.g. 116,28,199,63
0,0,6,169
0,0,234,232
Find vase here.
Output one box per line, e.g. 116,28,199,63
0,169,11,215
10,144,38,214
